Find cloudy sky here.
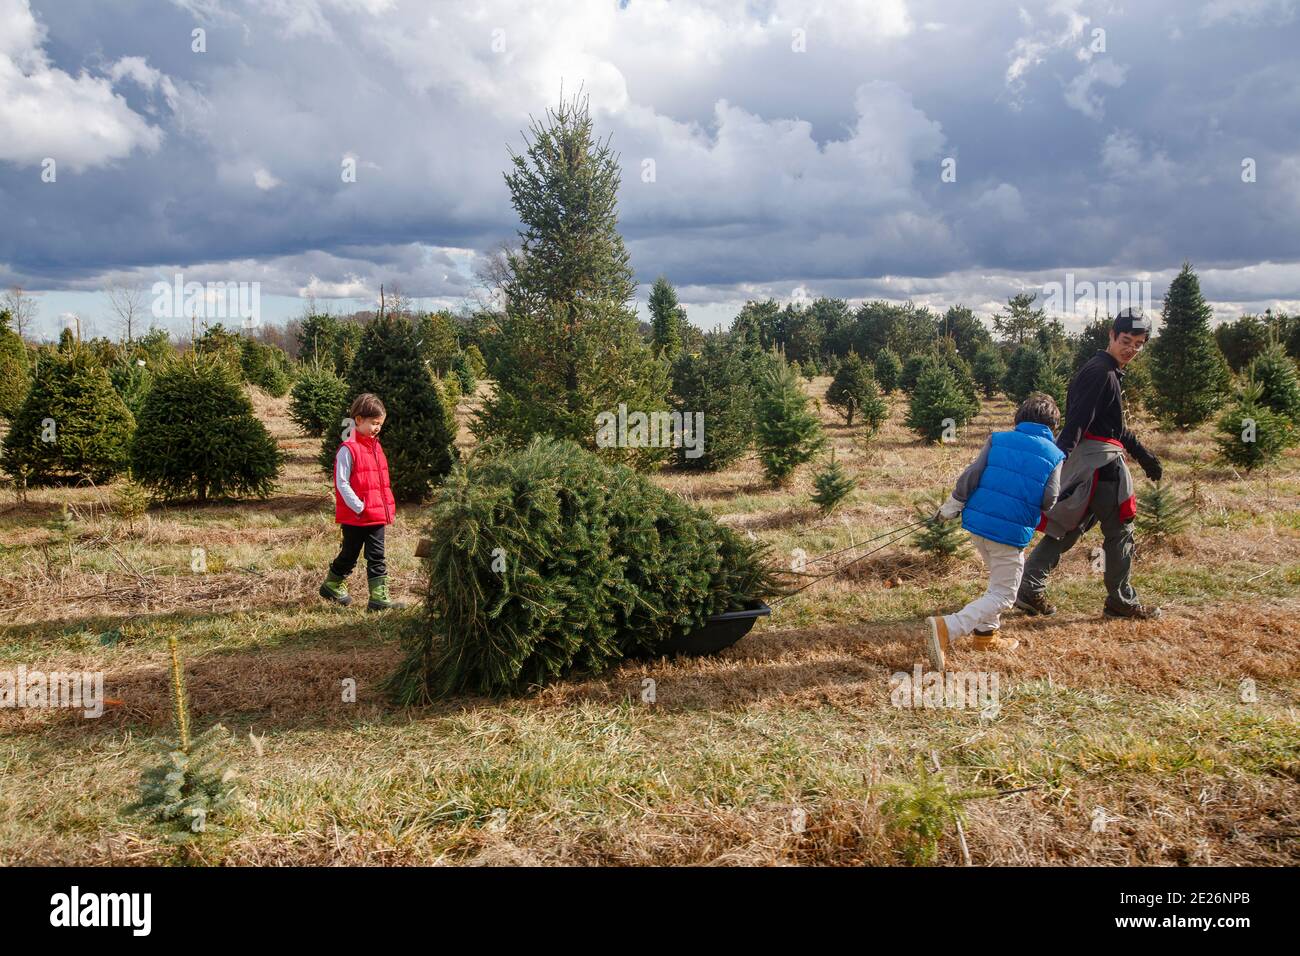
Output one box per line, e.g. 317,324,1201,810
2,0,1299,339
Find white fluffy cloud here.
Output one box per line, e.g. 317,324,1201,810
1063,59,1127,119
0,0,165,172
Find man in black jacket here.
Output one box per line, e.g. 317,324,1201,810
1015,308,1164,620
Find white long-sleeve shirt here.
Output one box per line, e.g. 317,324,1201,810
335,446,365,515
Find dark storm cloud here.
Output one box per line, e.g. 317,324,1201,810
1,0,1297,330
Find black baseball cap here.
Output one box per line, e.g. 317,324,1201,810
1113,307,1152,336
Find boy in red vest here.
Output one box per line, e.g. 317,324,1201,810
319,393,404,612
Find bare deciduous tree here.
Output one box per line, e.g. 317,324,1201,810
2,286,38,340
385,282,413,321
106,280,147,344
471,241,515,312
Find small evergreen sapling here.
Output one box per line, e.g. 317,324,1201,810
114,479,150,534
859,382,889,436
1247,343,1300,424
754,356,825,485
810,450,855,515
452,351,478,395
441,370,462,415
463,344,488,378
874,348,902,394
898,353,933,394
125,638,238,840
910,495,969,563
1134,482,1191,546
972,345,1006,399
288,361,348,437
1214,377,1296,473
879,756,991,866
826,351,878,426
905,364,972,443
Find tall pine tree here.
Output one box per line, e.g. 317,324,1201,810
992,292,1047,345
1150,263,1231,428
475,94,669,468
649,276,684,360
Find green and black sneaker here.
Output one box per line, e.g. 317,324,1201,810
367,575,407,612
319,572,351,606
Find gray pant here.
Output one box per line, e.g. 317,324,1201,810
1019,480,1139,610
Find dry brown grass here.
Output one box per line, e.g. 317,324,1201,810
1,376,1297,866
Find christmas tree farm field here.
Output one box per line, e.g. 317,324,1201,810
1,380,1297,865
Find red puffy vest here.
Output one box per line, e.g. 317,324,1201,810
334,434,396,526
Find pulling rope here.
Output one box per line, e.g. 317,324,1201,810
798,519,930,568
770,518,929,607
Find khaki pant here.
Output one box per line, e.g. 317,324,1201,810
943,535,1025,637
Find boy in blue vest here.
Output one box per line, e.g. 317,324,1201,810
925,393,1065,670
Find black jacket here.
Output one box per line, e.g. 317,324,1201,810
1058,350,1156,476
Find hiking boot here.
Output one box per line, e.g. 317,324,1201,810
925,616,952,671
367,575,407,612
1103,602,1162,621
319,572,351,606
972,632,1020,652
1015,592,1056,616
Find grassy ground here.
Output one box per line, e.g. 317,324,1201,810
1,378,1297,865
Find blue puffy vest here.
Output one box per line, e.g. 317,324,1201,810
961,422,1065,548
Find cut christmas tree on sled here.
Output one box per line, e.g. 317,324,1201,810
388,437,784,703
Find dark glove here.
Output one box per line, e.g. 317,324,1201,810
1136,450,1162,482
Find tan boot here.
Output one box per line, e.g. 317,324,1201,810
925,616,953,670
971,631,1019,652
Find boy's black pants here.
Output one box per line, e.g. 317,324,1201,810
330,524,386,579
